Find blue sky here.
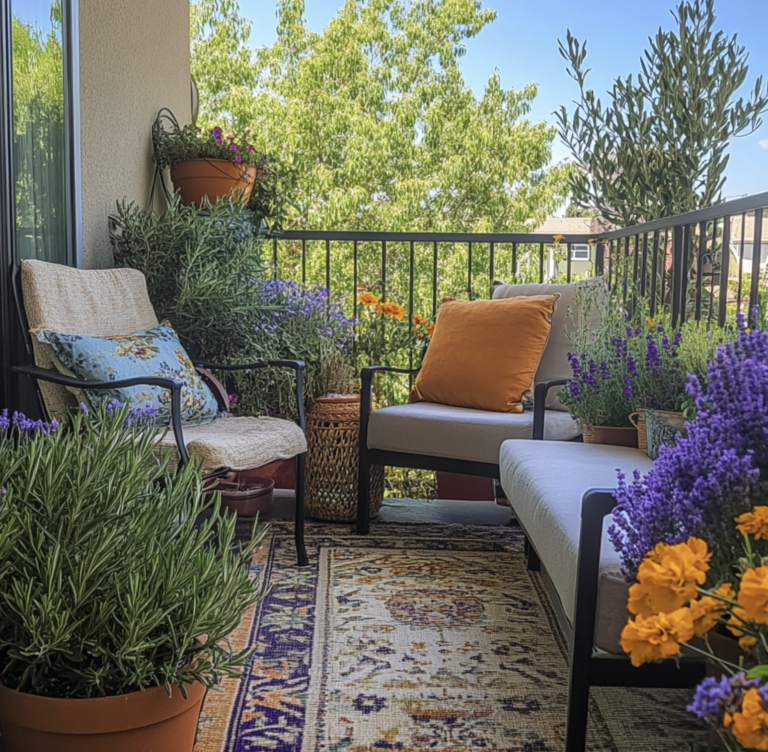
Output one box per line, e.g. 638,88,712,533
241,0,768,200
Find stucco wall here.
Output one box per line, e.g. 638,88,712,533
79,0,191,269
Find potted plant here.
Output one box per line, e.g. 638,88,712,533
153,120,265,207
611,316,768,749
0,403,263,752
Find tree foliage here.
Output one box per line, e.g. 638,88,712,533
191,0,569,234
557,0,768,226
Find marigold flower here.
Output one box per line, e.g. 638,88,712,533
413,314,429,326
553,234,564,242
358,292,379,307
620,607,695,667
646,317,655,326
736,507,768,540
376,302,405,320
730,688,768,750
627,538,711,618
737,566,768,626
427,323,435,336
689,583,734,635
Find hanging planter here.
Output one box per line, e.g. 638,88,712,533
170,159,257,208
0,681,206,752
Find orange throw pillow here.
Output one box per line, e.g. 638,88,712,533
412,295,559,413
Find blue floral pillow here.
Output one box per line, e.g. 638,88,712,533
37,322,223,426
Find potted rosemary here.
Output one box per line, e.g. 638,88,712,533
0,403,263,752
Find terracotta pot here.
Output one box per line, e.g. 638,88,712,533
0,681,205,752
254,457,296,490
436,472,495,501
206,472,275,517
170,158,257,207
585,425,639,448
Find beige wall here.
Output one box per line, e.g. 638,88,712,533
79,0,191,269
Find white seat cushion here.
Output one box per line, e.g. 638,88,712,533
499,440,653,653
159,416,307,474
368,402,581,464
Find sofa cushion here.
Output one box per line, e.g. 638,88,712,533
492,277,605,410
499,440,653,653
368,403,581,464
413,295,559,413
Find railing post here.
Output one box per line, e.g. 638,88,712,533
594,241,604,279
749,208,764,325
671,225,684,328
718,217,731,327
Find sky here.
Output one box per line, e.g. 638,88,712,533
240,0,768,200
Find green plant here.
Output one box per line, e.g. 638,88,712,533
0,403,263,699
557,0,768,225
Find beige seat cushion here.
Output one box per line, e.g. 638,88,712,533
158,416,307,474
21,260,159,417
499,439,653,654
492,277,605,410
368,402,581,464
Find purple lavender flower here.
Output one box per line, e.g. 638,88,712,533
0,409,8,430
688,675,733,721
212,127,222,138
106,399,124,415
79,402,89,414
622,375,634,400
228,393,238,405
0,487,6,498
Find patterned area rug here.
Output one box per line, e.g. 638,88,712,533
193,521,706,752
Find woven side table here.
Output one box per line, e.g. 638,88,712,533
305,394,384,522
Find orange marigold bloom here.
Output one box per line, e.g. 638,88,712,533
737,566,768,626
688,583,734,635
728,611,759,651
427,323,435,336
377,302,405,320
620,607,695,667
736,506,768,540
626,538,711,618
731,688,768,750
358,292,379,306
412,314,429,326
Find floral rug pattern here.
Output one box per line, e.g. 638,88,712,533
193,521,705,752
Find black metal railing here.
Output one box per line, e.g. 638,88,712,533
270,191,768,328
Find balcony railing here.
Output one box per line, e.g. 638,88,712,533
270,191,768,328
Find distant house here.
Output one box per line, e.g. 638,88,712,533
728,214,768,273
528,217,614,280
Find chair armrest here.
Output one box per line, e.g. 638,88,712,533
359,365,422,449
12,365,190,468
532,378,571,441
195,366,230,413
193,359,307,431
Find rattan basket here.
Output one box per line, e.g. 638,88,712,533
305,395,384,522
629,410,649,455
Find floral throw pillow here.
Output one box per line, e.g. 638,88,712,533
37,322,223,426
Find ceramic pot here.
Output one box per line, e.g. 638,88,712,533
0,681,205,752
170,159,257,207
584,425,639,448
644,409,687,460
207,472,275,517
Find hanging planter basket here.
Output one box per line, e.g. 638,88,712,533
170,158,257,208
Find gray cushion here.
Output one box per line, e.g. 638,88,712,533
368,402,581,464
499,439,653,653
492,277,605,410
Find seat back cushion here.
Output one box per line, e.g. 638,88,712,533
21,260,160,416
412,295,559,413
492,277,605,410
37,322,222,427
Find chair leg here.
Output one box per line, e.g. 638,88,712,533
565,660,591,752
294,453,309,567
524,537,541,571
357,453,371,536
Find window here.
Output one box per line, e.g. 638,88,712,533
570,244,590,261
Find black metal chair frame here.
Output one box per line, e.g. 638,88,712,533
356,369,571,535
10,264,309,567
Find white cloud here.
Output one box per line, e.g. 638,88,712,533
760,139,768,150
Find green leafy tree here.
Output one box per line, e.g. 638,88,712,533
557,0,768,226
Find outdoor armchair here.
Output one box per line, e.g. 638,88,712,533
12,260,309,566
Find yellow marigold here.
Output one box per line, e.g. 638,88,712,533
412,313,429,326
646,317,655,326
736,507,768,540
730,688,768,750
626,538,711,618
728,612,759,651
620,607,695,667
376,302,405,320
553,234,564,242
358,292,379,306
737,566,768,626
688,583,734,635
427,323,435,336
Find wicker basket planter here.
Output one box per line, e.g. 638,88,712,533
629,410,649,454
582,425,639,448
305,395,384,522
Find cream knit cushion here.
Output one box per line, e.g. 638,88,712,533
158,416,307,474
21,260,159,417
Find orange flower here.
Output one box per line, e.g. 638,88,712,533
620,607,695,667
688,583,734,635
376,302,405,320
730,688,768,750
427,323,435,336
626,538,711,618
736,566,768,626
553,234,564,242
727,612,759,651
413,313,428,325
646,317,655,326
736,506,768,540
358,292,379,306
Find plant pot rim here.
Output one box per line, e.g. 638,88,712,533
0,680,206,734
217,477,275,498
170,157,257,170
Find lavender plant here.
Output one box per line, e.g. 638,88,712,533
609,315,768,582
0,402,263,698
